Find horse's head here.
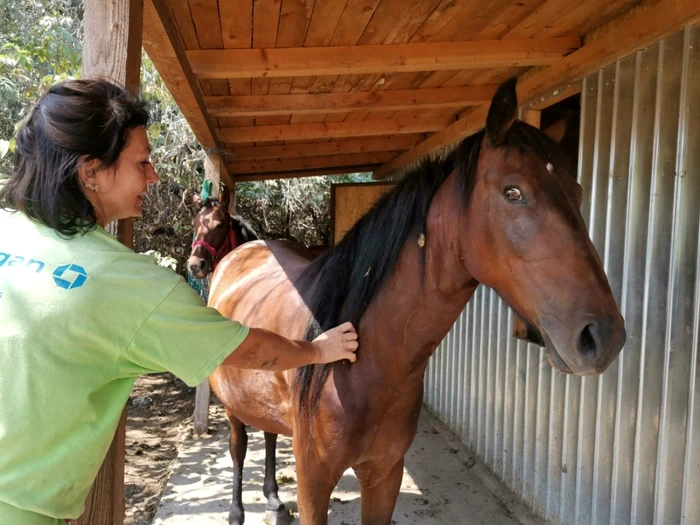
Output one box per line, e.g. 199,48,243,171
188,196,233,279
460,78,625,376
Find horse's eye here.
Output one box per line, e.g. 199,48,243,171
504,187,524,203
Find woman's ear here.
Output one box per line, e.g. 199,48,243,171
78,158,101,192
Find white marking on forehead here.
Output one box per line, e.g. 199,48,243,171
546,162,554,173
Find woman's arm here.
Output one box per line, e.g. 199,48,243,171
223,322,358,371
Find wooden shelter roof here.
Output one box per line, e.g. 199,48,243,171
142,0,700,185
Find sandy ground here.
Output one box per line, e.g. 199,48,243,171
124,373,197,525
152,404,543,525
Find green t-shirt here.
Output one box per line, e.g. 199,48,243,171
0,210,249,522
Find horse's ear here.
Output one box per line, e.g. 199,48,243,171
220,187,231,210
543,118,567,143
486,77,518,147
193,194,203,211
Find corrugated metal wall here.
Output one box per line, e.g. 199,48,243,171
423,25,700,525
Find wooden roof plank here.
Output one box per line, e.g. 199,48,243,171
474,0,549,40
409,0,472,43
220,0,253,48
360,0,441,45
204,85,497,116
230,151,396,174
228,135,422,159
330,0,381,45
234,165,379,182
218,115,453,143
305,0,349,46
251,0,282,97
169,0,200,48
374,0,700,179
276,0,315,48
188,0,223,48
187,37,581,78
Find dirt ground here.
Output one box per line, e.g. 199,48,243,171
124,373,196,525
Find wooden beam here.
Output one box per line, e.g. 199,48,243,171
234,165,380,182
218,116,453,144
374,0,700,179
521,110,541,128
205,86,498,117
204,152,221,197
79,0,141,523
230,152,397,175
528,83,582,110
228,136,422,160
187,38,581,79
143,0,234,188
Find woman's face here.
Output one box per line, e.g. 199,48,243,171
87,126,159,225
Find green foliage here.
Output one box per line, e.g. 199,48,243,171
236,172,372,247
0,0,82,173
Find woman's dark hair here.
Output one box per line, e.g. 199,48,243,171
0,79,150,236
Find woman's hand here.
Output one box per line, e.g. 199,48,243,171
312,322,359,364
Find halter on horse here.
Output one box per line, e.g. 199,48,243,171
187,194,258,279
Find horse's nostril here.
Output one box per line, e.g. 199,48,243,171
578,324,597,361
200,260,208,271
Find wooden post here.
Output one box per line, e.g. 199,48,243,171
193,381,211,435
192,152,221,436
78,0,142,523
522,109,542,128
204,152,221,199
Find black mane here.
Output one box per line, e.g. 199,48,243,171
293,129,483,417
293,121,571,418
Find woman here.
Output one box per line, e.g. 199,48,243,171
0,79,358,525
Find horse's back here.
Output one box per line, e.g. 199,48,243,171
207,240,314,436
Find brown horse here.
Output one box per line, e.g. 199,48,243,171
187,191,259,279
207,78,627,525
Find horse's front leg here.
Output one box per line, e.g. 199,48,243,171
354,459,405,525
263,432,292,524
293,437,344,525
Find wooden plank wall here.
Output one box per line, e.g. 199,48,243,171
331,182,395,245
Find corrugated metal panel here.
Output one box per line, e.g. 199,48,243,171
422,24,700,525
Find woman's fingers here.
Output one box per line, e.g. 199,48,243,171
338,321,355,333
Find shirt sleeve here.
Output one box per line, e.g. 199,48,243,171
117,279,249,386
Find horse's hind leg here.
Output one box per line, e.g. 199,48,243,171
354,459,405,525
263,432,292,524
226,414,248,525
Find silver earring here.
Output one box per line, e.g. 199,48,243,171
83,180,100,192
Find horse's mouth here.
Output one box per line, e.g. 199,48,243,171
541,330,573,374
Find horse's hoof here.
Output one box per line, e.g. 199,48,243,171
265,507,294,525
228,511,244,525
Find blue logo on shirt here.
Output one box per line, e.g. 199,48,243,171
52,264,88,290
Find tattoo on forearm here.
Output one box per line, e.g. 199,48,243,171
261,355,279,370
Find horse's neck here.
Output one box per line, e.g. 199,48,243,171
361,174,479,377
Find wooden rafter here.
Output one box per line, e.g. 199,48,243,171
229,136,422,160
187,38,581,79
234,165,381,183
218,116,454,144
230,152,397,175
374,0,700,179
205,86,498,117
142,0,234,187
